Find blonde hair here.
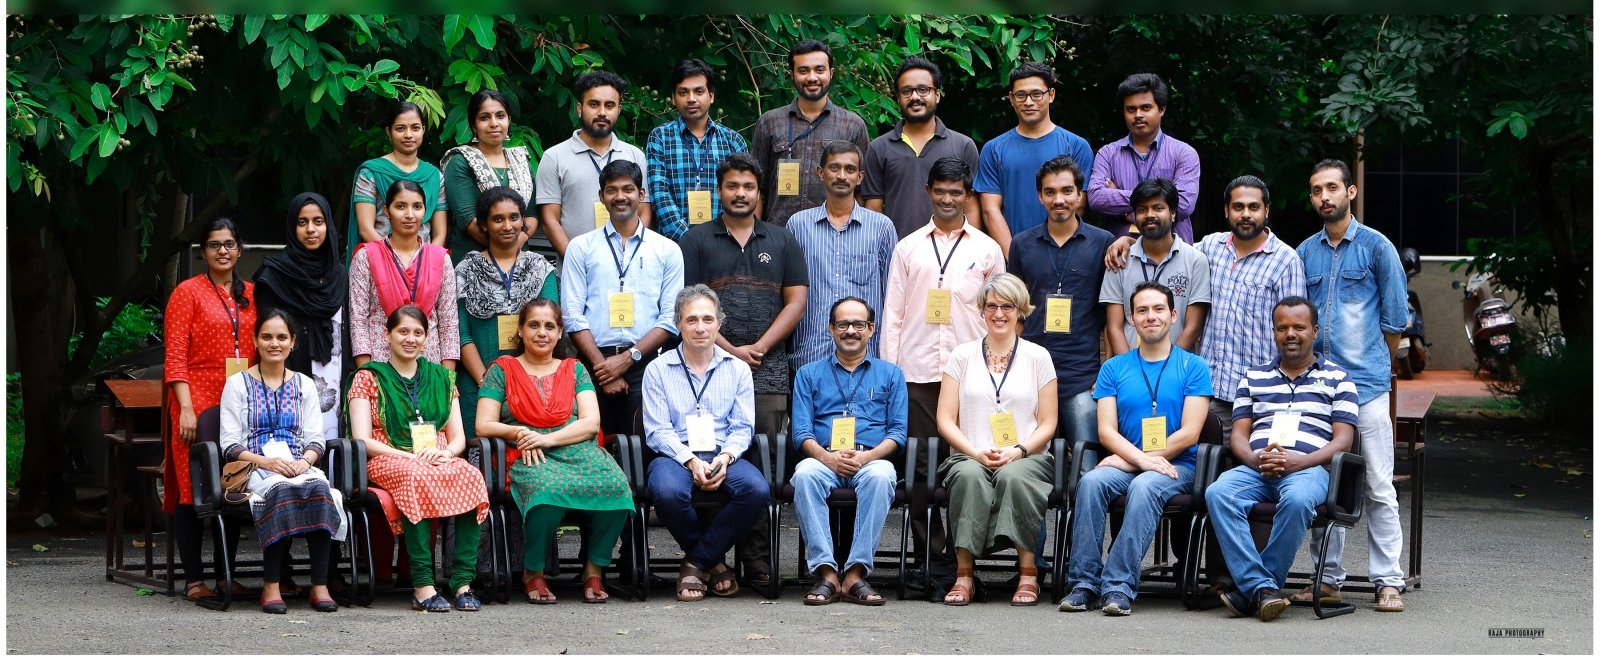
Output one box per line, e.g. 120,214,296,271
976,272,1034,317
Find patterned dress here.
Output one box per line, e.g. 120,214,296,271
348,246,461,364
348,369,488,534
163,275,256,511
219,371,344,547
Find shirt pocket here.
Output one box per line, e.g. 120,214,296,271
1305,273,1326,301
1337,267,1371,304
847,254,877,287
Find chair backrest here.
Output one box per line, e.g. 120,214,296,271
197,405,222,445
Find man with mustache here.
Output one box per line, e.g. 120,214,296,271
1087,73,1200,243
646,59,749,242
751,39,871,227
862,57,981,239
679,152,809,586
538,71,652,258
1097,177,1210,356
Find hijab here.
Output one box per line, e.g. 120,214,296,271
253,193,348,363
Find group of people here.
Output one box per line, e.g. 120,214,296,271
160,39,1411,619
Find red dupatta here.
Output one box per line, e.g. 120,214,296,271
492,355,606,470
363,240,446,317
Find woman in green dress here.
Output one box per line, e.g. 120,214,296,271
441,89,535,264
347,101,450,262
475,298,632,604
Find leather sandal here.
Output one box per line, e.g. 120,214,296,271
523,574,557,604
707,563,740,597
1289,582,1343,604
804,578,840,606
583,575,608,604
1011,566,1040,606
842,579,887,606
676,563,708,602
1375,586,1405,612
183,582,218,603
943,567,975,606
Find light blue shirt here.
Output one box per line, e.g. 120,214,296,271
560,222,684,347
785,203,897,371
642,345,755,464
1296,219,1408,405
790,356,909,452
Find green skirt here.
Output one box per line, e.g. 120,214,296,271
508,438,633,516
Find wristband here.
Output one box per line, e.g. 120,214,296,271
1015,443,1030,458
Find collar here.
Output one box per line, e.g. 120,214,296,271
1034,220,1087,245
1317,216,1364,246
830,354,874,373
812,203,863,227
565,130,616,156
920,219,974,239
886,116,949,141
710,218,769,238
673,116,726,139
1130,235,1186,263
1223,228,1282,254
601,221,645,244
665,343,734,368
1117,129,1165,154
786,99,836,122
1269,353,1326,378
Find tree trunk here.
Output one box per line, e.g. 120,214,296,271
9,226,82,524
1529,143,1591,340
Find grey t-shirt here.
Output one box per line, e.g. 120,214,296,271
535,130,649,242
1099,237,1212,347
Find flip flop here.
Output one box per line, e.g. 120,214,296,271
1289,582,1343,604
803,579,840,606
842,579,887,606
707,563,740,597
1375,587,1405,612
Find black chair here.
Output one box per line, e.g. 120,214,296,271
186,406,252,611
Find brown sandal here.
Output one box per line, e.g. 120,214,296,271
1011,566,1040,606
1375,586,1405,612
842,579,887,606
1290,582,1343,604
706,563,740,597
676,562,708,602
943,567,975,606
183,582,218,603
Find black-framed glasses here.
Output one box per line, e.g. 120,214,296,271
1008,90,1049,103
984,302,1019,314
831,320,871,331
897,86,936,99
204,240,240,252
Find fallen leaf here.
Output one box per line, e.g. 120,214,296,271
662,605,677,609
131,539,148,548
135,588,153,596
1584,531,1591,538
558,649,568,655
289,620,308,624
1566,468,1585,476
31,544,47,553
1513,492,1527,498
758,600,776,605
616,630,629,635
280,633,301,638
745,633,771,640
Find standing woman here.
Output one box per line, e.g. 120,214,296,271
348,305,490,612
254,192,352,439
441,89,535,263
219,309,345,614
163,218,256,603
476,299,631,604
349,180,460,369
347,101,449,263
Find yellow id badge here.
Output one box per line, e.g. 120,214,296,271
409,421,438,454
1141,416,1168,452
989,412,1018,449
496,314,519,351
1045,296,1072,333
777,160,801,196
830,416,856,451
593,201,611,228
608,292,635,328
687,190,713,224
925,288,952,324
225,357,249,379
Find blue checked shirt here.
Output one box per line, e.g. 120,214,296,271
1296,219,1408,405
642,345,755,464
560,223,684,347
645,117,749,241
1231,354,1360,456
785,204,898,371
1197,230,1306,399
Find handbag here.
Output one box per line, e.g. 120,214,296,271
220,460,257,501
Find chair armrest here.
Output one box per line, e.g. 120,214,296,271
322,439,353,498
1050,437,1070,502
187,440,223,515
773,433,790,493
1193,444,1222,508
901,435,919,488
1066,437,1104,502
749,433,773,490
472,437,502,498
1326,451,1367,525
619,434,647,494
922,435,944,493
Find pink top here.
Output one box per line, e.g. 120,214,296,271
879,221,1004,383
349,247,460,363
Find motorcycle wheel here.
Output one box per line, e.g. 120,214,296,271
1409,343,1428,374
1397,349,1415,380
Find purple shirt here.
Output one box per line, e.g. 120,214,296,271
1087,130,1200,243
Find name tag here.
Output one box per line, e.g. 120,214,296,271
261,440,292,461
1045,296,1072,333
989,411,1018,449
925,288,952,324
608,291,635,328
225,357,249,379
1141,416,1168,452
496,314,519,351
687,190,713,224
830,416,856,452
776,160,801,196
594,201,611,228
1268,412,1302,448
409,420,438,454
686,413,716,452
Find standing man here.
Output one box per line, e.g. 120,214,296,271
646,59,749,242
862,56,981,239
791,297,909,606
751,39,871,227
1087,73,1201,243
1098,177,1209,355
538,71,651,258
974,62,1095,257
786,141,898,372
1293,158,1409,613
680,152,809,586
561,160,684,438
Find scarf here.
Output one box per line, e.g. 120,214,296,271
455,251,555,320
254,193,347,363
492,355,604,459
440,144,534,202
358,359,454,451
362,240,448,318
345,156,445,262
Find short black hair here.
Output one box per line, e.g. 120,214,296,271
1312,158,1354,187
573,70,628,99
1131,281,1175,310
599,159,643,190
926,157,970,188
1223,175,1272,207
467,89,511,122
1008,61,1056,89
474,186,527,231
789,39,834,69
670,58,718,95
829,296,875,324
717,152,763,187
1035,154,1084,191
819,140,862,168
1116,72,1169,109
1274,295,1319,327
1130,177,1179,211
894,56,942,90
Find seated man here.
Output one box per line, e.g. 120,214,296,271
791,297,909,606
1062,281,1211,616
1205,296,1357,621
641,284,769,602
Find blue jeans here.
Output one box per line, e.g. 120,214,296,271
647,455,770,569
1067,462,1196,600
1205,465,1328,598
793,457,897,576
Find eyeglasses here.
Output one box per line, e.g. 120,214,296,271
204,240,240,252
984,303,1019,314
1008,90,1049,103
897,86,936,99
831,320,871,331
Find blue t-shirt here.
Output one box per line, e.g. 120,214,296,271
973,126,1095,235
1091,345,1212,466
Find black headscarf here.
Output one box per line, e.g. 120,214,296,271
253,193,348,363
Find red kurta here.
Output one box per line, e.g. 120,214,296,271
163,275,257,511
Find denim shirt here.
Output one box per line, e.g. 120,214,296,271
1295,219,1408,405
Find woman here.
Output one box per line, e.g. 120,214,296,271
348,305,489,612
935,273,1058,606
220,310,345,614
476,299,631,604
346,101,449,263
253,193,352,440
164,218,256,603
441,89,535,264
349,180,460,369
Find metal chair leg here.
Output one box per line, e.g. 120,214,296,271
1311,524,1355,619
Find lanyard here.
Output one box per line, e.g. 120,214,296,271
1137,249,1172,286
383,239,423,304
981,337,1020,405
786,110,829,154
1276,364,1309,412
828,359,868,415
677,347,719,413
207,277,241,358
602,228,638,289
929,231,965,287
684,126,714,189
1050,235,1080,294
399,372,424,422
1139,354,1173,417
490,254,517,296
587,149,615,176
1132,137,1160,182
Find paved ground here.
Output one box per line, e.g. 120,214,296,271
6,396,1591,654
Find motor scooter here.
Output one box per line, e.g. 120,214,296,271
1452,270,1518,380
1397,248,1429,379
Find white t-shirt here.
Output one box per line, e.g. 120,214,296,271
943,337,1057,451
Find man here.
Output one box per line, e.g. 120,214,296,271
790,297,909,606
1206,297,1358,621
862,56,981,239
1087,73,1201,243
879,156,1002,570
785,141,898,372
641,284,767,601
1294,158,1409,612
680,152,809,585
538,71,651,258
1062,281,1211,616
561,160,683,438
973,62,1095,257
751,39,871,226
646,59,749,242
1098,177,1209,355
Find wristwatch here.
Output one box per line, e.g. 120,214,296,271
628,346,643,362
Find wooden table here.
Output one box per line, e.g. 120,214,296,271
102,379,174,594
1393,387,1434,588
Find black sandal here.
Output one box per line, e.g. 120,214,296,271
707,563,740,597
842,579,887,606
804,579,840,606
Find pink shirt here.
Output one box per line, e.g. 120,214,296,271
880,221,1004,383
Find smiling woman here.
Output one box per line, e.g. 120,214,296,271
347,101,451,263
348,181,461,369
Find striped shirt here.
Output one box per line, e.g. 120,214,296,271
642,345,755,465
785,203,898,371
645,117,749,241
1230,355,1360,456
1197,230,1307,399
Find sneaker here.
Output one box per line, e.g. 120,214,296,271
1256,588,1290,622
1058,588,1097,612
1219,588,1255,618
1100,591,1133,616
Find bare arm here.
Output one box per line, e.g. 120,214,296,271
979,193,1012,258
540,203,572,258
354,203,385,245
1175,303,1208,351
1105,304,1130,355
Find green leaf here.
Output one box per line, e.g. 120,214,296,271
31,544,47,553
70,125,100,160
167,73,194,92
214,15,234,32
443,15,466,52
97,123,119,158
90,83,112,111
277,65,293,90
243,15,265,45
1508,116,1528,139
346,15,371,41
135,588,154,596
86,152,110,183
1486,116,1508,137
304,14,328,32
372,59,400,76
904,23,921,53
467,15,496,49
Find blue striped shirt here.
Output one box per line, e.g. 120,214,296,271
560,223,684,347
642,345,755,464
645,117,749,241
785,203,898,371
1230,354,1360,456
1197,230,1306,399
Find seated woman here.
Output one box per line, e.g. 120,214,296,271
475,298,631,604
935,273,1059,606
220,309,345,614
348,305,489,613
